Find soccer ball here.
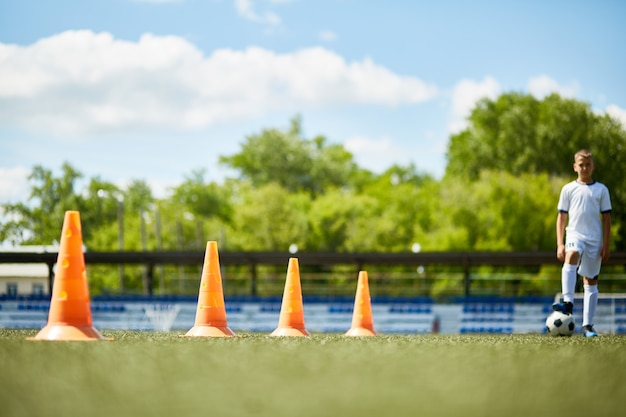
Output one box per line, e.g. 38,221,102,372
545,311,575,337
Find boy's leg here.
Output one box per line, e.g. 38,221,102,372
561,263,578,304
583,278,598,337
553,253,578,314
579,247,602,337
553,262,577,314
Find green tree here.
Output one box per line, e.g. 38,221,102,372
219,116,362,195
78,178,123,250
226,182,311,251
446,92,626,249
169,169,232,223
307,189,378,252
0,163,84,245
419,171,563,252
358,164,436,252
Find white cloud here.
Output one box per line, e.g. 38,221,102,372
344,136,406,173
527,75,579,99
0,166,30,203
319,30,337,42
235,0,281,25
448,76,500,134
0,31,438,136
345,136,394,154
344,134,446,178
606,104,626,127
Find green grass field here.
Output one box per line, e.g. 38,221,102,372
1,329,625,417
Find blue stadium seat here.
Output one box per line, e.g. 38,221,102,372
226,305,242,313
260,304,281,312
328,305,353,313
388,305,432,314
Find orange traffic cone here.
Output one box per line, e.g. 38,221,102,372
183,241,235,337
345,271,377,336
29,211,109,341
270,258,310,337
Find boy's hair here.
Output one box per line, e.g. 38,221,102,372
574,149,593,161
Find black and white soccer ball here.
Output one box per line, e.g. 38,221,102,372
545,311,575,337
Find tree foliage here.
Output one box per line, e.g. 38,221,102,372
169,169,232,222
1,163,84,245
2,93,624,295
434,171,563,251
219,116,362,195
446,92,626,249
226,182,310,251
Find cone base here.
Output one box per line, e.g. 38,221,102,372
270,327,310,337
344,327,377,337
28,324,111,341
182,325,236,338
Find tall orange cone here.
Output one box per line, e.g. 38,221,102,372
29,211,109,341
183,241,235,337
270,258,310,337
345,271,377,336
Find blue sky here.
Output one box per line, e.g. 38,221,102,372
1,0,625,203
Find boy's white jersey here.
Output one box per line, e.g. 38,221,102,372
558,180,612,243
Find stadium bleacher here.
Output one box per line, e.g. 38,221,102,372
1,295,624,334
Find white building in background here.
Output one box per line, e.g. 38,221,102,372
0,245,57,297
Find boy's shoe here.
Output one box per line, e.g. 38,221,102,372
552,301,574,315
583,325,597,337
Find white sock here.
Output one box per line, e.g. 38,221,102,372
583,284,598,327
561,264,578,303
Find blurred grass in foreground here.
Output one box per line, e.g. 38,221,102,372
1,329,625,417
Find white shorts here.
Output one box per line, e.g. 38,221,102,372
565,237,603,278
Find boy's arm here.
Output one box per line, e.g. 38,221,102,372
556,212,567,261
601,212,611,261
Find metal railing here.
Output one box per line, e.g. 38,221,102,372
1,251,625,298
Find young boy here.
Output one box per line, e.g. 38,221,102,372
554,149,612,337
